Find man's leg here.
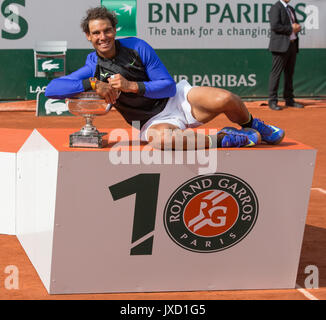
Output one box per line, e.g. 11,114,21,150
146,88,255,150
187,86,285,146
268,52,285,106
187,86,249,125
147,123,211,150
283,42,297,104
147,123,250,150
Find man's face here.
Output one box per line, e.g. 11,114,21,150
283,0,291,3
86,19,116,59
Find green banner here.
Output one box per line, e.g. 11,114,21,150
26,78,50,100
1,48,325,100
101,0,137,36
36,92,73,116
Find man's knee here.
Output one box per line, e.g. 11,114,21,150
221,90,238,105
211,90,239,113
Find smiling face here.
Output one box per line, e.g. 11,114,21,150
86,19,116,59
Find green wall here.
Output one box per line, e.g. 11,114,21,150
0,49,93,100
0,48,325,100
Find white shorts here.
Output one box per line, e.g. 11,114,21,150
139,80,203,142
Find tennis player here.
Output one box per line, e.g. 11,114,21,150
45,7,285,150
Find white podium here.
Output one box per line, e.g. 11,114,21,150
0,129,32,235
16,128,316,294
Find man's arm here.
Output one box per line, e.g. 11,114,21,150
120,38,176,99
45,53,97,99
269,4,293,35
289,6,301,34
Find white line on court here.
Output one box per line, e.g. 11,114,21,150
311,187,326,195
295,284,319,300
293,189,324,299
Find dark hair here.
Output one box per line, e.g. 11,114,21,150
81,7,118,33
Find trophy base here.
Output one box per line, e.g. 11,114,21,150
69,132,107,148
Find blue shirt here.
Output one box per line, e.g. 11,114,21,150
45,37,176,127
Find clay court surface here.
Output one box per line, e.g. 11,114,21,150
0,99,325,300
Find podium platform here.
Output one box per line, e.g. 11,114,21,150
14,128,316,294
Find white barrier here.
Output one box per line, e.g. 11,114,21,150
16,128,316,294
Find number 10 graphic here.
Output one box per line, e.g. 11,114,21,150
109,174,160,255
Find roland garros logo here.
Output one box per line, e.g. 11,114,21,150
163,173,259,253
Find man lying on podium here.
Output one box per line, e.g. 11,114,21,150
45,6,285,150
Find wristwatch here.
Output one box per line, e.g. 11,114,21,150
89,77,97,90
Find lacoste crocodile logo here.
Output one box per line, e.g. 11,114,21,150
45,99,68,115
42,60,59,71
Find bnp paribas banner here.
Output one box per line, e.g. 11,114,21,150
139,0,324,49
0,0,324,49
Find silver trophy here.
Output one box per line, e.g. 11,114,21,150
66,91,112,148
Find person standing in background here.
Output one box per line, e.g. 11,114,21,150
268,0,304,110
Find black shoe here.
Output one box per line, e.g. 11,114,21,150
268,101,282,111
286,101,304,108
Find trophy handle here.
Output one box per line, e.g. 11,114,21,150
105,104,112,112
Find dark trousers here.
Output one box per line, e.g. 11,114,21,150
268,42,297,103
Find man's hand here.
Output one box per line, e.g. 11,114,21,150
109,74,139,94
292,23,301,34
95,80,120,104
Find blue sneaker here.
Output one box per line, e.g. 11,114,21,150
220,132,248,148
250,119,285,145
220,127,261,147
